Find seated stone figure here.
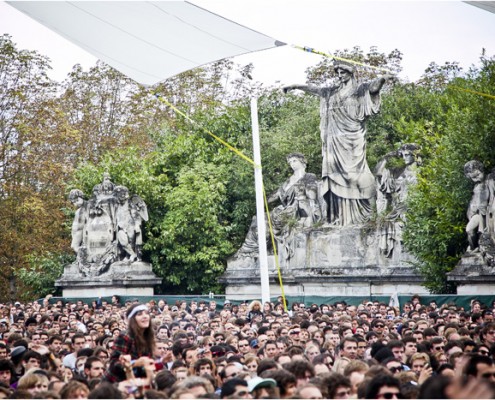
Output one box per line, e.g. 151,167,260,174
374,144,419,257
236,153,322,260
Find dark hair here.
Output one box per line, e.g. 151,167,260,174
154,370,176,391
88,382,123,399
464,354,493,377
418,375,451,399
262,369,296,397
220,377,247,398
322,373,351,399
283,360,315,380
365,374,401,399
126,304,155,355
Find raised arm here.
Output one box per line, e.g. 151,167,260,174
369,74,396,94
283,84,321,96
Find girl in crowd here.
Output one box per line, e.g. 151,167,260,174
103,303,155,383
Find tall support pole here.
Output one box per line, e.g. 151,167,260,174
251,97,270,304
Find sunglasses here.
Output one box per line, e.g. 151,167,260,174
434,346,445,351
389,366,404,374
375,324,385,328
482,372,495,378
379,392,402,399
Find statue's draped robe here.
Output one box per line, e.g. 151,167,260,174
316,81,381,225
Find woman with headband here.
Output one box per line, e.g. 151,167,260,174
102,303,156,383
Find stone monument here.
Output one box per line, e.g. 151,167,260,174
56,173,161,297
222,62,427,299
448,161,495,294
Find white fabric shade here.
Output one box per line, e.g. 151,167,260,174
7,1,285,86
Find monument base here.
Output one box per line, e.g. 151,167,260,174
222,224,427,299
55,261,161,298
448,252,495,294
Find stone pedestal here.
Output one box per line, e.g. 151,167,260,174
448,252,495,294
222,224,428,300
55,261,162,298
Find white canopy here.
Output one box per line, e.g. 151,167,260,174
7,1,285,86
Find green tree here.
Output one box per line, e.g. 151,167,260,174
0,35,69,300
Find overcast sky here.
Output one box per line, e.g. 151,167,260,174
1,1,494,86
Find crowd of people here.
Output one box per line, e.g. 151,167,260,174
0,294,494,399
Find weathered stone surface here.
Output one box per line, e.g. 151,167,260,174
222,224,424,297
57,173,161,296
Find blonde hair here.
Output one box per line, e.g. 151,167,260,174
248,300,262,311
17,373,48,390
410,352,430,365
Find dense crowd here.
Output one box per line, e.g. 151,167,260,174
0,294,494,399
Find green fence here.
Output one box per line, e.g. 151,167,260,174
43,294,495,311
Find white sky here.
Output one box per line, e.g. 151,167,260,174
1,1,494,86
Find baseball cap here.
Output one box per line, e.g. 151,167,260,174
248,377,277,392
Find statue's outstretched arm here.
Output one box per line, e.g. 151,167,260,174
282,84,320,95
369,74,397,94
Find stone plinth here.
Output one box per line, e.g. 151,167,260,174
222,224,427,299
55,261,161,298
448,252,495,294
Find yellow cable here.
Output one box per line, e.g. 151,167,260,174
152,92,258,167
450,85,495,101
152,90,286,302
292,44,393,74
263,185,287,312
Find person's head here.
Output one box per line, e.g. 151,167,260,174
59,380,89,399
194,358,215,377
340,337,358,360
220,377,250,399
409,352,430,376
387,340,405,363
282,359,314,388
17,372,49,395
221,362,243,383
263,340,279,359
175,376,214,398
402,336,417,357
0,360,14,385
322,373,352,399
365,374,402,399
22,350,42,372
263,369,297,399
126,304,155,354
88,382,123,399
464,354,495,382
295,383,323,399
84,356,105,379
71,333,86,353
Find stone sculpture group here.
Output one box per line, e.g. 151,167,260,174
68,173,148,277
235,62,412,265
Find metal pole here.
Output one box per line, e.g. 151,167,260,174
250,97,270,304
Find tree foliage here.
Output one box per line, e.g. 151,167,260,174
2,33,495,297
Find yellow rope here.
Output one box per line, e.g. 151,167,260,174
152,92,258,167
292,44,393,74
450,85,495,101
152,91,287,301
262,185,287,312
